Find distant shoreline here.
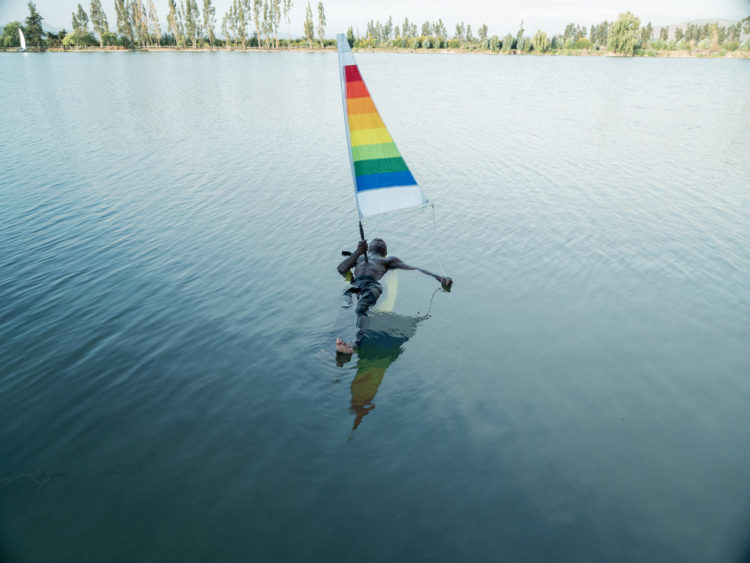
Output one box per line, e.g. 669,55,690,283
4,46,748,58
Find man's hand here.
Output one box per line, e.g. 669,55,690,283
439,276,453,290
356,240,368,255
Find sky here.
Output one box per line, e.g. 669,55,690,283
1,0,747,36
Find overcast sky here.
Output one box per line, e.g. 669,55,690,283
1,0,747,36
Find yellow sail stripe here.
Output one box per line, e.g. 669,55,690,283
350,127,393,147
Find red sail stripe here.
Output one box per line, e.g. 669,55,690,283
344,65,362,83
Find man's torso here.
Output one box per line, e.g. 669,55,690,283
353,254,391,281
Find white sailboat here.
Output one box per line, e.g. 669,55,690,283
19,28,26,51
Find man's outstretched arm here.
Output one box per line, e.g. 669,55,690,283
337,240,368,275
388,257,452,289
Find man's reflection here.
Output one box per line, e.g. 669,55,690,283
342,312,427,431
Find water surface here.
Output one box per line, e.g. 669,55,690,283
1,52,749,562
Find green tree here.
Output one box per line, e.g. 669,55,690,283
221,10,231,48
72,4,89,37
25,2,45,48
47,28,68,48
489,34,499,52
478,23,488,42
1,21,22,48
181,0,201,47
273,0,282,48
283,0,293,47
402,17,410,38
147,0,161,46
590,20,610,49
501,33,513,53
114,0,132,46
203,0,216,46
252,0,261,48
89,0,108,47
640,21,652,44
131,0,149,47
167,0,177,43
434,19,446,38
261,0,270,48
466,24,474,43
607,11,640,55
316,1,325,47
532,29,548,53
516,20,525,43
346,26,354,47
384,16,393,41
454,21,464,43
236,0,247,48
659,26,668,41
303,2,313,47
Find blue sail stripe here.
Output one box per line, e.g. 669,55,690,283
355,170,417,192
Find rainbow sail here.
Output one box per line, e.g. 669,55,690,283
337,33,428,219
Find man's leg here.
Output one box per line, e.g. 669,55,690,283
335,281,381,357
335,290,360,356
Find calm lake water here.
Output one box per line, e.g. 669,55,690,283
1,51,749,562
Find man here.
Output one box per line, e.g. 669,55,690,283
335,238,452,354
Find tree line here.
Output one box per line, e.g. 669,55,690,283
1,0,329,49
350,13,750,55
2,1,749,55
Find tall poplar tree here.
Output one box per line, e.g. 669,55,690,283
478,23,488,42
167,0,180,45
89,0,108,47
316,1,325,48
191,0,202,45
114,0,133,46
221,10,231,49
72,4,89,38
236,0,247,49
303,2,313,47
147,0,161,46
261,0,269,48
640,21,653,44
252,0,261,47
130,0,149,47
283,0,293,47
181,0,199,47
272,0,281,49
203,0,216,47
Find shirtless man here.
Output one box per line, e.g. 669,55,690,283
335,238,452,354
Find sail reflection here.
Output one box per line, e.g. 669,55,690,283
345,312,427,432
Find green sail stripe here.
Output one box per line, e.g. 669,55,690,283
354,157,409,177
352,142,402,162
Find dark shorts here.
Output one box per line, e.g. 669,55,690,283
345,275,383,316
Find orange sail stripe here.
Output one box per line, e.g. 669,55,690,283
348,112,385,132
347,97,378,115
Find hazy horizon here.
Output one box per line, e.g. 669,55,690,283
1,0,747,38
